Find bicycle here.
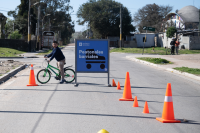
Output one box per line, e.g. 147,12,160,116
37,59,75,84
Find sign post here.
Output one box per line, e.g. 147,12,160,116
75,39,110,87
142,26,156,55
142,26,147,55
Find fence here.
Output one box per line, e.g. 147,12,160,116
0,39,36,52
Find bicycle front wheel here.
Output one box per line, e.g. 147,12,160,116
37,69,51,84
64,69,75,83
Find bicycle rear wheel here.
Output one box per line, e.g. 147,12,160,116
64,69,75,83
37,69,51,84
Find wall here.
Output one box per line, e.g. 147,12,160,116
158,33,164,47
107,36,119,41
190,36,200,50
107,36,120,47
135,34,156,48
0,39,36,52
126,35,135,41
158,33,200,50
123,41,137,48
180,36,190,49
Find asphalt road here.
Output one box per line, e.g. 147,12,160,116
0,46,200,133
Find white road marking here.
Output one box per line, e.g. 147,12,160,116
4,80,16,86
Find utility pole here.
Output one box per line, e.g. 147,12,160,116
49,18,51,31
199,9,200,36
36,23,37,35
28,0,31,52
37,5,40,50
120,5,122,48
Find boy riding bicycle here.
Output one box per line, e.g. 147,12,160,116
44,41,66,84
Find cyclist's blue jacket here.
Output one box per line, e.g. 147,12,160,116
47,47,65,61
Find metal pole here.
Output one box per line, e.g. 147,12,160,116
49,18,51,31
28,0,31,52
37,5,40,49
13,22,14,31
120,5,122,48
199,9,200,36
142,30,147,55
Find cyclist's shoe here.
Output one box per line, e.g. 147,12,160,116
59,79,66,84
55,76,61,80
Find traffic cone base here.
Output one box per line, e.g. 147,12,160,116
156,117,181,123
119,98,134,101
27,84,38,86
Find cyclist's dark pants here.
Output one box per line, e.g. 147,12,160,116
171,46,175,55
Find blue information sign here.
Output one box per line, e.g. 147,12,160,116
76,40,109,72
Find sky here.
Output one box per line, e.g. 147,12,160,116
1,0,200,32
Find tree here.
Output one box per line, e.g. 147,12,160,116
8,30,22,39
37,0,75,44
166,27,177,38
133,3,172,33
8,0,37,37
4,18,14,38
77,0,135,38
7,0,75,44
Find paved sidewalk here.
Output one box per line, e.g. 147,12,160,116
126,54,200,81
126,54,200,69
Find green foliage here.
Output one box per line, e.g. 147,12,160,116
4,18,14,37
40,0,75,43
7,0,37,36
174,67,200,75
137,57,172,64
166,27,177,38
8,30,22,39
7,0,75,43
77,0,135,38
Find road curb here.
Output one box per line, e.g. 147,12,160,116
0,56,39,58
0,64,27,83
126,56,200,82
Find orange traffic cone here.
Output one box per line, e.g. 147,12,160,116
143,101,149,113
133,96,139,107
27,64,38,86
119,72,134,101
156,83,180,123
117,82,121,90
112,79,117,87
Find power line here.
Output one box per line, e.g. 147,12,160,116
0,7,12,10
0,9,9,12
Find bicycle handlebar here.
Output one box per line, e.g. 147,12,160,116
45,59,49,65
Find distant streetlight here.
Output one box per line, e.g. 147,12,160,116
42,14,51,29
33,2,40,6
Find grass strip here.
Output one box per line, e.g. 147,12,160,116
0,47,25,57
110,47,200,55
173,67,200,76
137,57,172,64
